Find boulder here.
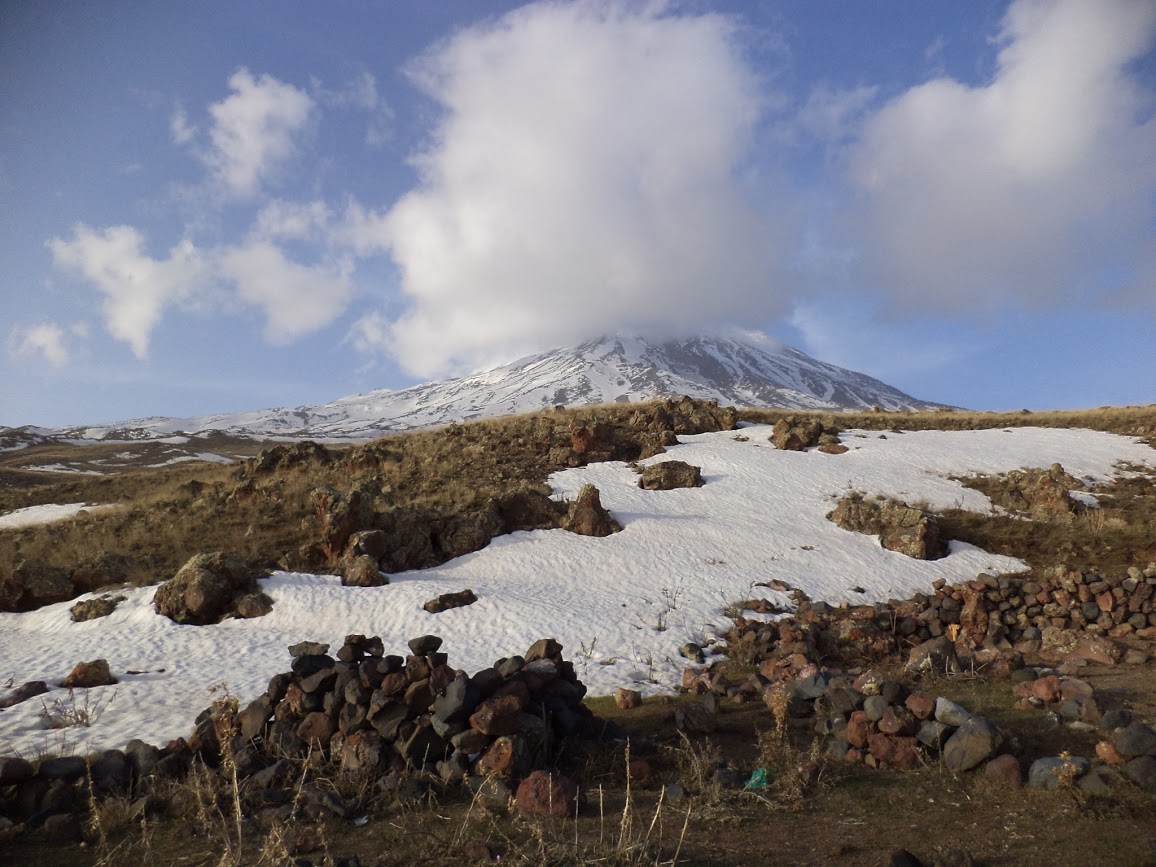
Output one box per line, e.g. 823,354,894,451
561,484,621,537
878,501,947,560
984,754,1023,788
637,461,704,490
152,552,270,625
1114,722,1156,758
1028,755,1089,789
515,770,578,818
70,594,125,622
992,464,1085,518
423,589,478,614
494,489,565,532
1124,756,1156,793
942,717,1003,772
342,554,387,587
62,658,117,688
770,416,826,451
0,680,49,709
615,687,642,709
907,637,961,674
70,551,132,594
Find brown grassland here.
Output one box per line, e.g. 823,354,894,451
2,402,1156,865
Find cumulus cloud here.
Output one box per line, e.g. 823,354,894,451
203,68,314,199
48,222,354,354
8,323,72,367
48,225,210,358
365,1,786,377
846,0,1156,312
218,241,354,343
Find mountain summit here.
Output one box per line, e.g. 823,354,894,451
53,332,945,442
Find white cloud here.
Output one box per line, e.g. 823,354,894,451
373,1,788,377
218,241,354,344
170,104,196,145
253,199,332,242
846,0,1156,312
48,225,210,358
203,68,314,199
8,323,72,367
345,310,391,356
49,221,354,354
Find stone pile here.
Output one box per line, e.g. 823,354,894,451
0,635,611,844
195,634,609,790
720,565,1156,689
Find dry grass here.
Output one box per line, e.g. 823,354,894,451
740,403,1156,442
0,400,709,603
937,466,1156,575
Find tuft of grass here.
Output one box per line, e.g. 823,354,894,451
39,687,116,729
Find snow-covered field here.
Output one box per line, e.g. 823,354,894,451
0,425,1152,758
0,502,109,530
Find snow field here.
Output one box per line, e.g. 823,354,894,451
0,425,1152,758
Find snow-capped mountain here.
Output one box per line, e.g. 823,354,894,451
47,332,947,442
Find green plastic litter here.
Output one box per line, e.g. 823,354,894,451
743,767,769,790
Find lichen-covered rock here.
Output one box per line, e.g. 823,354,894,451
70,593,125,622
828,495,946,560
991,463,1085,518
638,460,704,490
153,552,270,625
771,416,824,451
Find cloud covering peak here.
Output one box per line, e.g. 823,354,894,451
362,2,788,377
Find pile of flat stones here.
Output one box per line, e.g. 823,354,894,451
0,634,619,846
201,633,610,795
718,565,1156,697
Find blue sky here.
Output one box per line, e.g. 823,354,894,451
2,0,1154,427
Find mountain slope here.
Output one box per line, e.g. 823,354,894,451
50,332,947,442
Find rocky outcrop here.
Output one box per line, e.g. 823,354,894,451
769,415,843,452
69,551,131,595
0,560,73,612
828,495,947,560
243,441,332,476
561,484,621,537
152,553,271,625
638,461,704,490
987,463,1086,518
312,487,363,561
